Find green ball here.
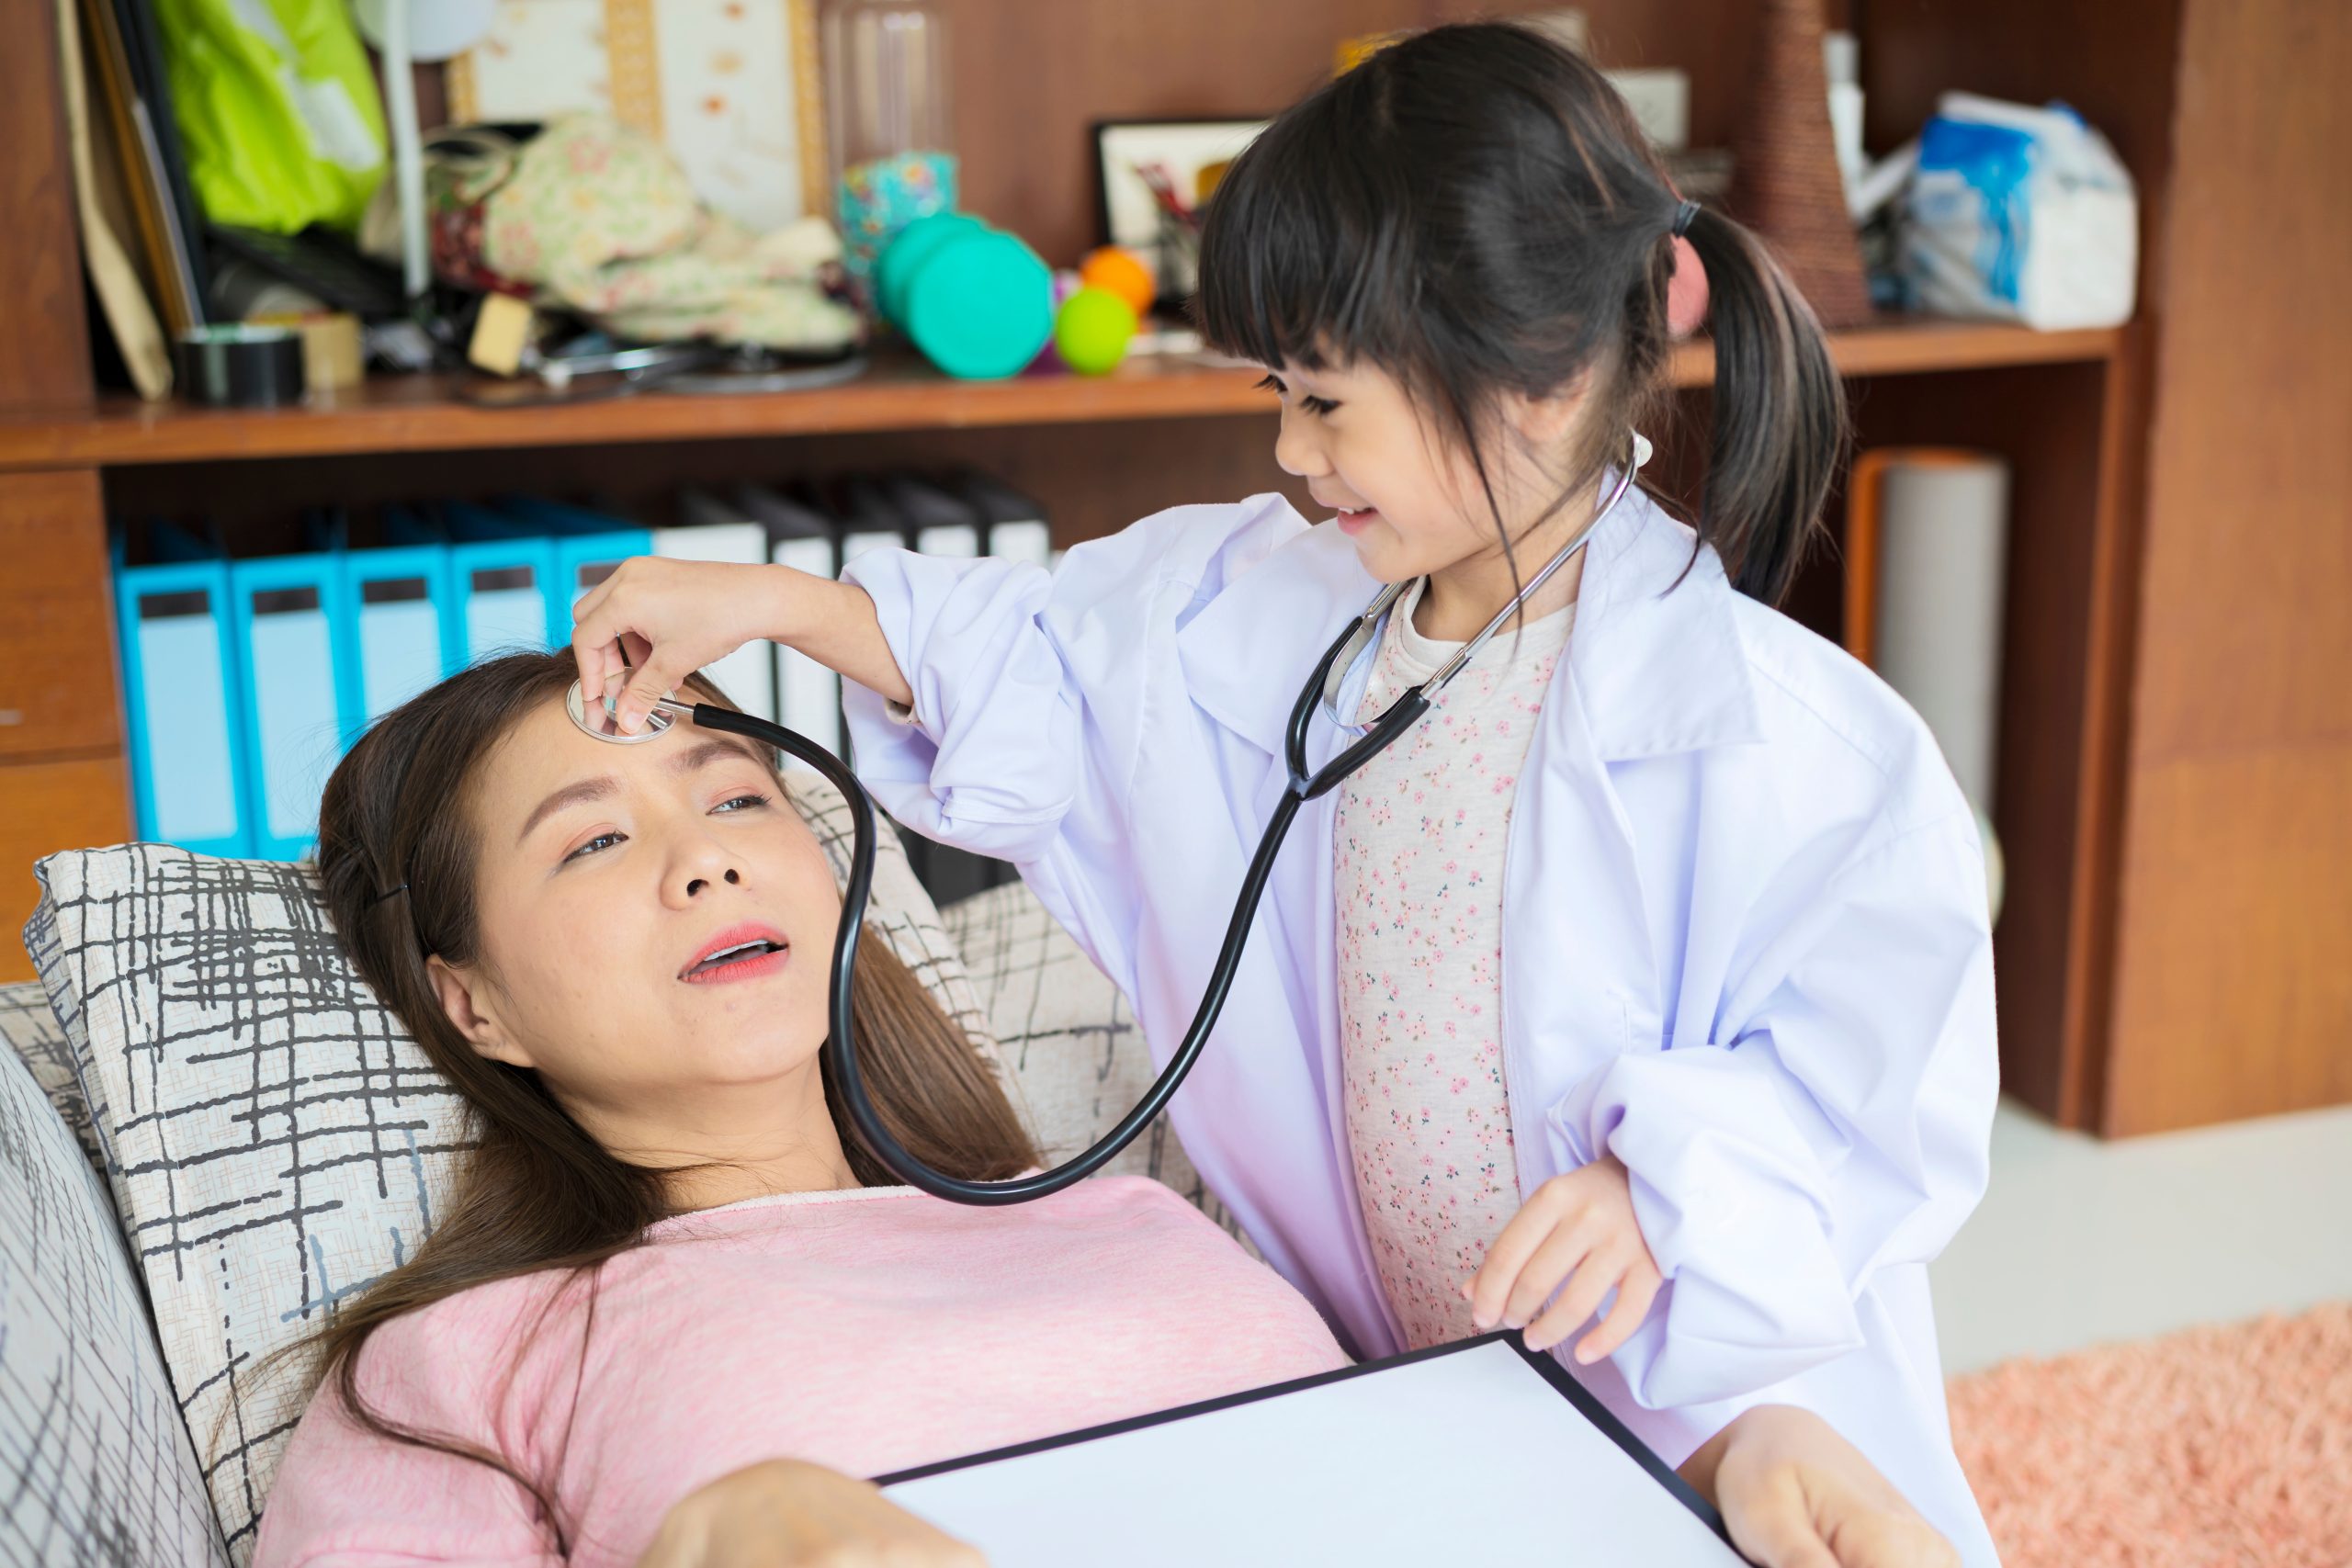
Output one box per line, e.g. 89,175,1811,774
1054,287,1137,376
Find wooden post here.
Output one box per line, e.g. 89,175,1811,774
0,0,129,980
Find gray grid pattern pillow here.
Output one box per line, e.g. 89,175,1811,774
943,878,1250,1247
0,974,101,1175
0,1001,232,1568
28,774,995,1563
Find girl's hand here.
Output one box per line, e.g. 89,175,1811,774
1679,1405,1960,1568
572,558,796,737
633,1458,987,1568
1464,1153,1663,1362
572,556,916,738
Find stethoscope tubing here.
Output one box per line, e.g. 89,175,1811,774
686,697,1318,1204
672,444,1643,1204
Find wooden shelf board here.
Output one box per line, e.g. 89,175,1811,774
0,319,2120,471
1676,319,2122,383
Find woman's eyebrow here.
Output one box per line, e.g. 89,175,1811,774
517,739,769,846
517,776,617,846
666,737,770,775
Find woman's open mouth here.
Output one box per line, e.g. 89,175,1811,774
1334,506,1381,536
679,923,792,985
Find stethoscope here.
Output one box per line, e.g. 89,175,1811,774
566,433,1650,1205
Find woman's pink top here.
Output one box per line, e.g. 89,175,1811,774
254,1177,1348,1566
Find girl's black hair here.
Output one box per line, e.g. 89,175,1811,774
1194,22,1845,607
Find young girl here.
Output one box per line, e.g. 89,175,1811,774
576,23,1997,1562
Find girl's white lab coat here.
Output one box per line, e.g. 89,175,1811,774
843,489,2001,1563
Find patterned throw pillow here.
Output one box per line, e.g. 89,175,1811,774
27,773,996,1564
0,997,232,1568
943,878,1251,1247
0,973,101,1174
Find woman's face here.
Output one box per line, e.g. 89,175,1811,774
426,692,843,1133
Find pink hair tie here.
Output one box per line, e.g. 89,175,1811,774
1667,231,1709,340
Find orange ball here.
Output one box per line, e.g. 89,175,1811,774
1079,246,1156,318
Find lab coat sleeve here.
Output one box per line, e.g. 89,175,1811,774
842,502,1297,996
839,547,1087,867
1545,810,1998,1410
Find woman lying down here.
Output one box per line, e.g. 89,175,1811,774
254,651,1956,1568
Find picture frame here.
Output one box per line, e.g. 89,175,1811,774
446,0,828,236
1091,118,1271,302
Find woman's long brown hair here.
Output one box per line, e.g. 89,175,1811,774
288,649,1036,1550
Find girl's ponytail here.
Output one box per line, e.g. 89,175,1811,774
1679,205,1848,606
1193,22,1849,607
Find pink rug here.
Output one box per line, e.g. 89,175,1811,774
1947,1302,2352,1567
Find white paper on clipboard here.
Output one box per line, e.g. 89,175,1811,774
879,1336,1750,1566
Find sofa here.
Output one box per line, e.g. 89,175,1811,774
0,772,1235,1566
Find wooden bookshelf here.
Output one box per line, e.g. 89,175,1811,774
0,320,2120,470
8,0,2343,1144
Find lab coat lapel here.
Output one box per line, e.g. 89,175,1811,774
1174,515,1375,761
1170,504,1375,1194
1570,491,1765,766
1170,504,1375,1158
1510,659,1660,1177
1295,646,1410,1355
1505,492,1765,1177
1256,584,1405,1356
1170,510,1402,1353
1215,548,1385,1240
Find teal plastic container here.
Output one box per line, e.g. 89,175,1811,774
876,211,985,326
881,219,1054,380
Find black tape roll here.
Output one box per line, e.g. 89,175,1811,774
176,324,307,408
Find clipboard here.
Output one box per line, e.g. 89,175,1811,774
877,1332,1752,1566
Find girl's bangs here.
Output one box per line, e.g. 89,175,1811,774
1193,101,1419,374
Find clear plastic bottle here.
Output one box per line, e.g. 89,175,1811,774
823,0,956,281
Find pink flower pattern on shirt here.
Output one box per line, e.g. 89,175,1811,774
1335,583,1572,1350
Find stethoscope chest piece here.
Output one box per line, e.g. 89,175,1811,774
566,671,682,742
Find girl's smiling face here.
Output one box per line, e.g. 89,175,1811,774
1261,357,1588,590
